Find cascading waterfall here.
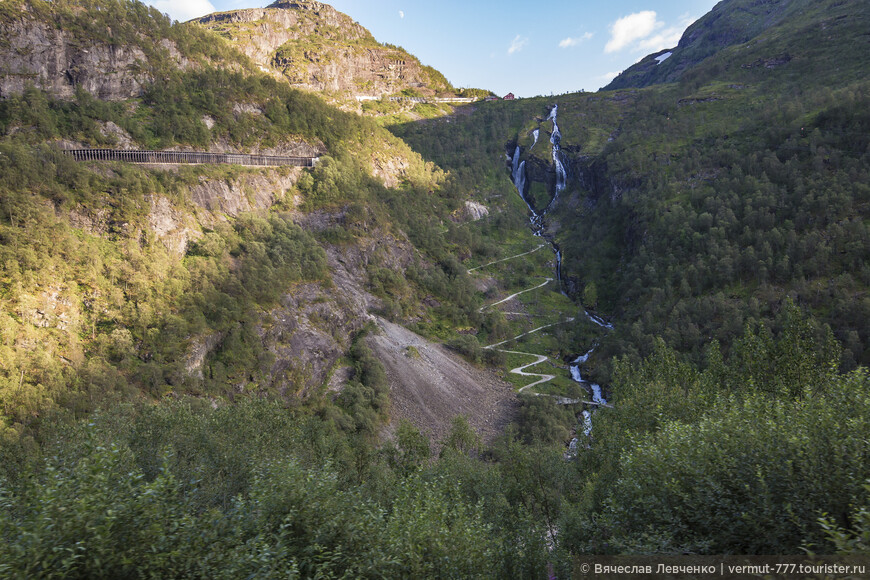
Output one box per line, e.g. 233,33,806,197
581,411,593,436
511,146,531,212
548,104,568,202
508,106,574,289
553,152,567,195
547,103,558,121
511,145,520,178
531,129,539,149
511,145,544,235
505,105,614,453
570,347,608,439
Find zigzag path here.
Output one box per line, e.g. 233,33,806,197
474,247,576,397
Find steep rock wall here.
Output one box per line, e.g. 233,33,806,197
195,0,442,97
0,19,188,100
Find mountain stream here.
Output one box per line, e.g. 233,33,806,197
489,104,612,449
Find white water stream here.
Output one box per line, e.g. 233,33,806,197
509,105,611,329
503,104,614,449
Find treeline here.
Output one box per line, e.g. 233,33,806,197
0,306,867,578
559,301,870,554
553,81,870,379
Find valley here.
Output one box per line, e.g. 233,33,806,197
0,0,869,575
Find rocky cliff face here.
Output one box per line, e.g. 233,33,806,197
195,0,448,97
0,19,143,99
0,15,190,100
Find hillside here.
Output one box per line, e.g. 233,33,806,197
441,0,870,378
1,0,870,574
605,0,870,90
193,0,474,118
0,0,522,447
390,0,870,558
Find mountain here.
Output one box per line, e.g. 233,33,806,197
194,1,453,101
1,0,870,572
605,0,870,90
0,0,247,100
450,0,870,377
395,0,870,552
0,0,518,449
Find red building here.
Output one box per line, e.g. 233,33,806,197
503,93,515,100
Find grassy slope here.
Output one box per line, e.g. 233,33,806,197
0,0,482,442
391,0,870,384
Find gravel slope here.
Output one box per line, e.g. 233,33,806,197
368,317,518,446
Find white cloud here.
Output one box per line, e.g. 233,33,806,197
605,11,660,53
145,0,216,22
637,15,693,53
605,11,695,54
508,35,529,55
559,32,593,48
399,10,404,19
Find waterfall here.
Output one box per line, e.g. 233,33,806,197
590,383,606,405
585,312,613,329
572,349,594,365
550,120,561,145
547,103,558,121
511,146,521,181
510,145,538,218
516,160,527,200
553,151,567,194
511,146,528,203
548,105,567,196
570,346,608,438
581,411,593,436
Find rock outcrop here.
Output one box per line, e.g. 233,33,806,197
188,169,303,224
0,14,191,100
195,0,449,97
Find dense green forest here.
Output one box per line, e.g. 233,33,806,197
1,0,870,576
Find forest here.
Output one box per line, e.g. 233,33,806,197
1,0,870,577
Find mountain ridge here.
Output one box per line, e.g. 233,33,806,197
1,0,870,570
604,0,868,90
193,0,454,103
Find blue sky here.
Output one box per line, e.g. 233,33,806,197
145,0,721,97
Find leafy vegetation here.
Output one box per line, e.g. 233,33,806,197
558,309,870,555
1,0,870,573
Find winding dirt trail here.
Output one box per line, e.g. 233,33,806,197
479,278,553,312
497,351,554,392
470,243,566,392
467,244,547,273
485,318,574,349
483,320,574,395
477,272,572,393
469,231,590,400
